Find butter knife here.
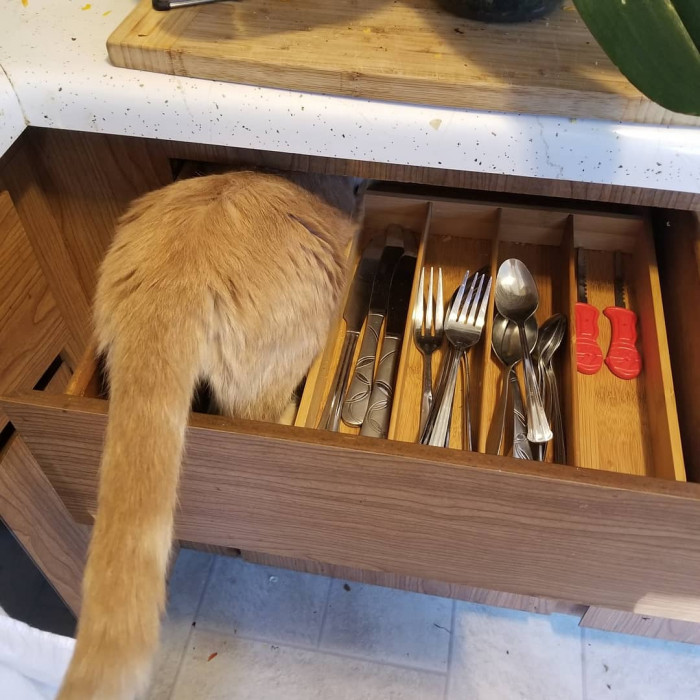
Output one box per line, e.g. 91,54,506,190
360,248,418,439
319,235,386,431
342,228,406,426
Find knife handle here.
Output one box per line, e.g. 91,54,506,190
603,306,642,380
575,302,603,375
342,312,384,426
360,335,401,439
318,331,358,431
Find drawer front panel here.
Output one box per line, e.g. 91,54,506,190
4,392,700,624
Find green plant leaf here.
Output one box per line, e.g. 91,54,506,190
573,0,700,116
671,0,700,49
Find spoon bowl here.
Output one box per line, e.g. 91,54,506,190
494,259,540,323
534,313,567,367
495,259,552,443
490,314,538,456
492,314,538,365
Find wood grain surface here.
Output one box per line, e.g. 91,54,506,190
581,607,700,645
160,140,700,211
0,191,70,428
570,217,685,480
4,390,700,624
656,211,700,483
241,550,585,617
0,435,88,615
108,0,700,126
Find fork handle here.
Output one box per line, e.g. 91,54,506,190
419,353,433,435
342,312,384,426
423,348,461,447
461,352,472,451
420,346,452,443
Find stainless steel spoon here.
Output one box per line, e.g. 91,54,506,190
491,314,538,456
494,259,553,444
533,314,567,463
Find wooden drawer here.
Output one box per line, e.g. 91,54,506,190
3,189,700,629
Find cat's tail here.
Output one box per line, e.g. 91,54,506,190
58,301,204,700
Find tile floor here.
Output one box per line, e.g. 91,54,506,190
146,550,700,700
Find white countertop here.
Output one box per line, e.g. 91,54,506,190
0,64,26,156
1,0,699,194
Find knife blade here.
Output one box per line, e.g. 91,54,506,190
341,228,406,426
603,251,642,380
318,235,386,431
575,248,603,375
360,248,418,438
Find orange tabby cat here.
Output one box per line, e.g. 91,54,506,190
58,170,363,699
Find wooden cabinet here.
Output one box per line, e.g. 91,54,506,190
0,190,71,429
1,127,699,642
0,188,88,614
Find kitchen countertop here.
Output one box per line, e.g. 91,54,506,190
1,0,699,195
0,64,26,156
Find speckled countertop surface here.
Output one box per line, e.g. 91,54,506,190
1,0,699,194
0,64,26,155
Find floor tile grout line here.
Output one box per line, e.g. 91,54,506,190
442,599,457,700
315,576,334,649
192,619,450,677
165,553,217,700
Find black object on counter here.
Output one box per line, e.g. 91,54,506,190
436,0,561,23
153,0,237,10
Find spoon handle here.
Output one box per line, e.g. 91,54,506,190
493,364,512,455
548,365,566,464
518,323,553,444
510,367,534,460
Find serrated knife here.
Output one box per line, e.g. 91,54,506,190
603,251,642,379
575,248,603,375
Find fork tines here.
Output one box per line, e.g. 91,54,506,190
450,269,492,332
413,266,444,341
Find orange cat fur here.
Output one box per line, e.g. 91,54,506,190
58,171,362,699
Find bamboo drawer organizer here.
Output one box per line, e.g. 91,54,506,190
3,188,700,627
298,191,684,481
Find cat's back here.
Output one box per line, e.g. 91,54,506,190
96,170,360,344
106,170,357,265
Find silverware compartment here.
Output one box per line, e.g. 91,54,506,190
298,190,686,482
294,194,430,434
566,214,685,481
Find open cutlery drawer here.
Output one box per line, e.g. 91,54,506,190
298,191,685,482
2,188,699,629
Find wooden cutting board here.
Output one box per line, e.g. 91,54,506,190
107,0,699,126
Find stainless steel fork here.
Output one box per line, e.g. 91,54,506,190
412,266,444,435
420,270,492,449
